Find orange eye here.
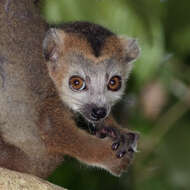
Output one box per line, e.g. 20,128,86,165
69,76,86,91
108,76,122,91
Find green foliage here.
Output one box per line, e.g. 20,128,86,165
42,0,190,189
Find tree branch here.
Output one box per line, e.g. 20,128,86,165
0,167,67,190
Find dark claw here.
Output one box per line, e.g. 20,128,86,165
116,151,126,158
108,128,117,138
96,126,117,139
112,142,120,150
95,124,139,159
103,127,117,139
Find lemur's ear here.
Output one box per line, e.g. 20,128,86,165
43,28,65,62
119,36,140,63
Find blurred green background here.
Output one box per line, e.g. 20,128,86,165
41,0,190,189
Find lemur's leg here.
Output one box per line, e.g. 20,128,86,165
38,97,136,176
95,116,139,159
0,135,30,173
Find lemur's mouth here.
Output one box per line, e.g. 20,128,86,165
73,113,99,135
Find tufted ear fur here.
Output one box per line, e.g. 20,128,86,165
119,36,140,63
43,28,65,63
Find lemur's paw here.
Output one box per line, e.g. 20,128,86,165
96,126,139,159
108,155,132,176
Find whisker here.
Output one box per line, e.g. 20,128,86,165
61,93,84,107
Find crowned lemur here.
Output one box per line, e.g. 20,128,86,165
0,0,140,179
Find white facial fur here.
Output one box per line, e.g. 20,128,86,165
59,53,133,122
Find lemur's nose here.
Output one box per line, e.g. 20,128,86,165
91,107,107,119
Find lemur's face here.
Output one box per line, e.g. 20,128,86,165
60,54,131,123
43,23,140,123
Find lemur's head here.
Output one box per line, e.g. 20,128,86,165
43,22,140,123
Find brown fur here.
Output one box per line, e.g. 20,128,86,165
58,33,124,63
102,36,124,61
38,95,131,175
0,0,138,179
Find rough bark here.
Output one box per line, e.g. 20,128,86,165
0,167,67,190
